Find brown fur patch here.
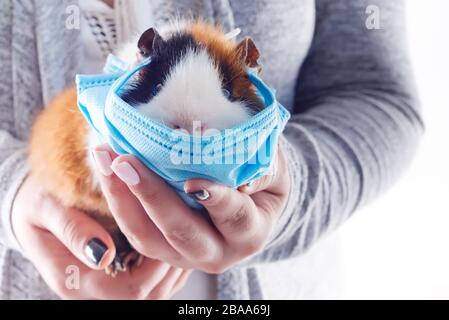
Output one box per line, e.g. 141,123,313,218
28,87,114,226
188,21,264,112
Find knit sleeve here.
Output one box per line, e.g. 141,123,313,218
0,0,35,251
243,0,423,265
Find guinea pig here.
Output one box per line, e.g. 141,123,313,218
119,23,263,133
28,20,264,275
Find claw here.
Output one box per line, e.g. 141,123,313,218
136,254,144,268
122,251,141,270
104,250,142,277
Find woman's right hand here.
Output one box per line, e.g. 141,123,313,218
11,175,190,299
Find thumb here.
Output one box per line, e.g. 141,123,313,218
38,196,116,270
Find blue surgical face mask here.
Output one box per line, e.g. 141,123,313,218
76,55,290,208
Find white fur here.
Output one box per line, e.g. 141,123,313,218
138,49,251,133
115,35,141,67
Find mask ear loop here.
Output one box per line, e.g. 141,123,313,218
108,57,152,96
247,71,291,131
225,28,241,39
103,54,130,74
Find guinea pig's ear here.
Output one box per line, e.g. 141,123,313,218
236,37,261,72
138,27,163,57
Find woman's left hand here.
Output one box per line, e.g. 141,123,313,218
92,144,290,274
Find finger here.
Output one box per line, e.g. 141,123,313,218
37,195,116,270
22,220,173,300
110,155,224,264
184,180,266,249
250,145,291,221
237,146,280,195
92,145,183,263
20,224,95,299
146,267,184,300
170,269,193,296
238,171,275,195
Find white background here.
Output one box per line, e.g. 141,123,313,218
337,0,449,299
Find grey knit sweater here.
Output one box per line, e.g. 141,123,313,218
0,0,422,299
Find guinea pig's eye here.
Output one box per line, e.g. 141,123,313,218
139,49,149,57
222,88,231,98
152,83,163,96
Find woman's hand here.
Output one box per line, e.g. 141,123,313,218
11,176,191,299
92,144,290,273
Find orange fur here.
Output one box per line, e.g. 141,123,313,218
28,87,114,228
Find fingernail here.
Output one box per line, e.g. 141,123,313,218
111,161,140,186
187,190,210,201
85,238,108,266
92,150,113,176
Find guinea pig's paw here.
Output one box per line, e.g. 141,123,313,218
104,228,143,277
105,250,143,277
119,250,144,272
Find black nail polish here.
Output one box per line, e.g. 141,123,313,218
187,190,210,201
85,238,108,266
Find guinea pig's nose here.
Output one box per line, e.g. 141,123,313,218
172,122,208,135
